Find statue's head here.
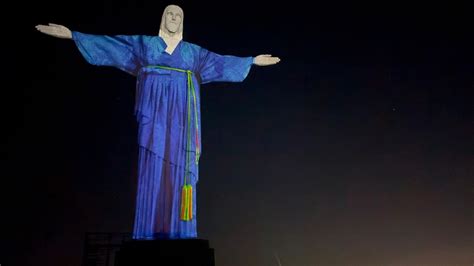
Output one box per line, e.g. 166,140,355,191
160,4,183,35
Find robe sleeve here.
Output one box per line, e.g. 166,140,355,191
198,48,254,84
72,31,142,76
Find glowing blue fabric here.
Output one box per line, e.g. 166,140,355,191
72,31,253,239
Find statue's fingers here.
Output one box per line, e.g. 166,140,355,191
49,23,62,27
36,25,50,32
269,58,280,64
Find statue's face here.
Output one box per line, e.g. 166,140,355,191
164,5,183,33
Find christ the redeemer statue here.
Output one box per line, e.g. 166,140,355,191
36,4,280,240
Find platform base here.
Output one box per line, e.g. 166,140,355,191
114,239,215,266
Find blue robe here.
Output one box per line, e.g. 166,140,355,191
72,32,253,239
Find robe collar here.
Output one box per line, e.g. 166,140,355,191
159,29,182,55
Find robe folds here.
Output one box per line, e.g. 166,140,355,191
72,31,253,239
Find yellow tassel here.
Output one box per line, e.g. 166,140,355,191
180,184,193,221
180,185,187,220
187,185,193,220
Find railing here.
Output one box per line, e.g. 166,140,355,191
81,232,132,266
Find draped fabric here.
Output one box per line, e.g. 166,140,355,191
72,31,253,239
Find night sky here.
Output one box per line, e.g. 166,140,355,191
3,1,472,266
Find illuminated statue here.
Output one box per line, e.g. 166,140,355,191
36,4,280,239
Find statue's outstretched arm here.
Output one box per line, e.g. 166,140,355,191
254,54,281,66
35,23,72,39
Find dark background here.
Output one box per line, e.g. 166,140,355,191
3,1,472,266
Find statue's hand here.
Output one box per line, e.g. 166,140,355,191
254,54,281,66
35,23,72,39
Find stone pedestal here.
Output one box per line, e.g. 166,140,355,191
114,239,215,266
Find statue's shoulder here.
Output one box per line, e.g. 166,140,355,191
140,35,156,41
181,41,205,52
